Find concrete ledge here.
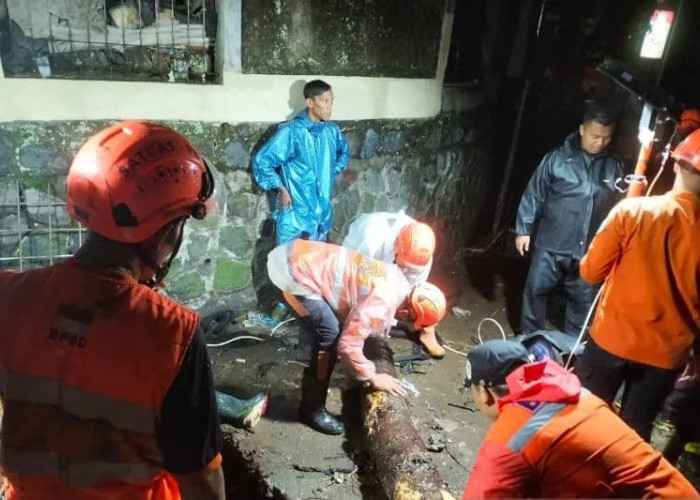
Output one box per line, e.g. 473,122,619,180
0,71,442,122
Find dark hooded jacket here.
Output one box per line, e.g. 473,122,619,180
515,133,624,259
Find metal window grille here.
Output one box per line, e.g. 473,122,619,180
0,180,85,272
1,0,217,83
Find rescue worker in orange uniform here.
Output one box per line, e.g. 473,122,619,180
343,212,444,358
574,128,700,441
0,122,225,499
462,340,698,498
267,239,446,435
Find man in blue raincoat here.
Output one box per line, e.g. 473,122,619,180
253,80,350,244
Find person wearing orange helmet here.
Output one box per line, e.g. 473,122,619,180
574,129,700,442
0,122,225,499
342,212,444,357
267,239,446,435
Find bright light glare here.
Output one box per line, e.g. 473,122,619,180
640,9,675,59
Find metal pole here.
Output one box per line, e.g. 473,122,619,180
491,0,547,234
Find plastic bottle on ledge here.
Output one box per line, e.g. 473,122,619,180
244,311,278,329
270,302,289,321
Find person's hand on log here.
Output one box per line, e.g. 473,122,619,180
368,374,408,397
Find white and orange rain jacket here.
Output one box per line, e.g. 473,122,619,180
342,211,432,286
267,239,411,381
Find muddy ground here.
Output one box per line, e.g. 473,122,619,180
207,254,530,499
206,252,700,498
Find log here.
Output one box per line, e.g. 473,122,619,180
362,335,454,500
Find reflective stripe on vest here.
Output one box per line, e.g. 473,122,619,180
507,389,591,453
0,262,197,498
507,402,567,453
0,368,155,434
508,387,591,453
1,449,162,487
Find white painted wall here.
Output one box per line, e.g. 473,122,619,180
0,71,444,122
0,0,453,123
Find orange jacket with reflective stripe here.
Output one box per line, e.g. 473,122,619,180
464,362,698,498
580,191,700,369
287,240,411,380
0,258,199,500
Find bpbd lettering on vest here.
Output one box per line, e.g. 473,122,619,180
48,304,93,348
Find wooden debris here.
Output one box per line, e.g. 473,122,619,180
361,335,455,500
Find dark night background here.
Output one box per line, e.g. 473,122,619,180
446,0,699,232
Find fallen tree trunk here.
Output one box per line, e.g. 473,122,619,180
362,335,454,500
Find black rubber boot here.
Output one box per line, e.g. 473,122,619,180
299,367,344,435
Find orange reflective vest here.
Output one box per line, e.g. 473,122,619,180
465,391,699,498
0,259,199,499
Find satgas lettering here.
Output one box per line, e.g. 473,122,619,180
120,141,179,178
156,163,185,180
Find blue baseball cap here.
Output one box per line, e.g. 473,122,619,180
464,340,531,388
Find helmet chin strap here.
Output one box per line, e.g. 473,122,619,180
137,219,186,289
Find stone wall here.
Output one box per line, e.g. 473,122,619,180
0,109,493,314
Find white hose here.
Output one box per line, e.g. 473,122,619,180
206,335,265,348
477,317,507,344
271,317,296,336
564,285,604,370
646,164,666,196
442,344,468,357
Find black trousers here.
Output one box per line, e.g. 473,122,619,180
521,247,597,336
285,295,342,379
663,380,700,444
575,339,679,441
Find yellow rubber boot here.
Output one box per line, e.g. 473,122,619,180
419,325,445,359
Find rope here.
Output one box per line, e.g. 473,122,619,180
271,317,296,336
564,285,604,370
614,174,648,193
442,344,468,357
206,335,265,348
477,317,507,344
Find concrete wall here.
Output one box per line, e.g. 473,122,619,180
0,109,494,313
0,0,496,315
0,0,454,122
242,0,446,77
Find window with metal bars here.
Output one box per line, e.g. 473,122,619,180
0,0,217,83
0,180,85,272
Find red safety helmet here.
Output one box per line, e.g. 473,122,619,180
395,222,436,269
409,282,446,329
671,129,700,173
679,108,700,133
66,121,214,243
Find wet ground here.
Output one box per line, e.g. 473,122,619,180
207,256,528,499
207,252,700,498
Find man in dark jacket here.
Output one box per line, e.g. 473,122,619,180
515,101,624,336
